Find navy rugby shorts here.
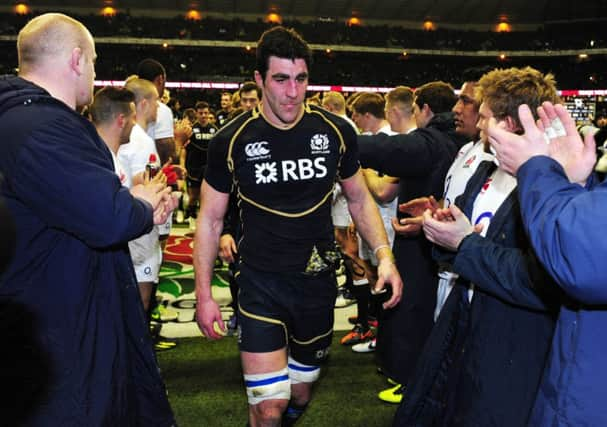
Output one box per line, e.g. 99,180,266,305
236,262,337,366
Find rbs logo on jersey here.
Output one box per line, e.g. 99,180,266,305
255,158,327,184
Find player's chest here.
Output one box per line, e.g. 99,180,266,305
230,128,341,186
193,126,216,141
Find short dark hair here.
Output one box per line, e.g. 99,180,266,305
239,81,262,99
90,86,135,125
195,101,210,110
353,92,385,119
136,58,166,82
256,26,312,81
461,66,495,85
183,108,196,123
414,81,457,114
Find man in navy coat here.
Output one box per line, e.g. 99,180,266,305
0,13,176,426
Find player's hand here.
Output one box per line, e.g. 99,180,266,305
151,187,176,225
373,253,402,309
218,234,238,264
391,216,423,237
195,297,226,340
422,205,482,251
486,102,593,181
131,182,170,215
174,119,193,144
539,102,597,185
398,196,439,217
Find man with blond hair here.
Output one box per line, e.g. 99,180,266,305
0,13,175,425
395,67,562,426
384,86,417,134
322,91,357,130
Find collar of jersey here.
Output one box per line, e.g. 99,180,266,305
257,103,308,131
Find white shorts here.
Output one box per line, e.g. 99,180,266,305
158,214,172,237
128,226,162,283
358,199,397,264
331,184,351,228
434,270,458,321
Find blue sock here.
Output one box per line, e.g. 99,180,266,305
282,401,308,426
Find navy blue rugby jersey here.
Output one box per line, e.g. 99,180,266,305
186,122,218,178
205,104,360,272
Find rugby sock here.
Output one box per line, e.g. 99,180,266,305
282,401,308,426
342,256,354,288
353,279,370,330
146,282,159,324
229,271,239,312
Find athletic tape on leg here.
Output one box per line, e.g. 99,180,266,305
288,356,321,384
244,368,291,405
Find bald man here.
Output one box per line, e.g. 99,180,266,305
0,13,175,426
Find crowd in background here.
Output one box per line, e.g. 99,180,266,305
1,12,607,89
1,12,606,51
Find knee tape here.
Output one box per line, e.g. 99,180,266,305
288,356,321,384
244,368,290,405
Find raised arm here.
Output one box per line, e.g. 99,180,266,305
488,102,596,184
362,169,399,204
358,131,447,178
517,157,607,304
489,102,607,303
12,122,156,248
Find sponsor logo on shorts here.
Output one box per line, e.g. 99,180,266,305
315,347,330,360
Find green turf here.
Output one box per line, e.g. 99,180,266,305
158,333,398,426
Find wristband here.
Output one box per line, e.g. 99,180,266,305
373,244,390,256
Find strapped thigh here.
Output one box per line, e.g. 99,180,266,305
288,356,321,384
244,368,291,405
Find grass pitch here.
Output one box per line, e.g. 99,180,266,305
158,333,398,426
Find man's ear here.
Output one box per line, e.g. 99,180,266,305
254,70,263,88
422,103,434,120
504,115,519,133
116,113,126,129
153,74,164,89
70,47,83,76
